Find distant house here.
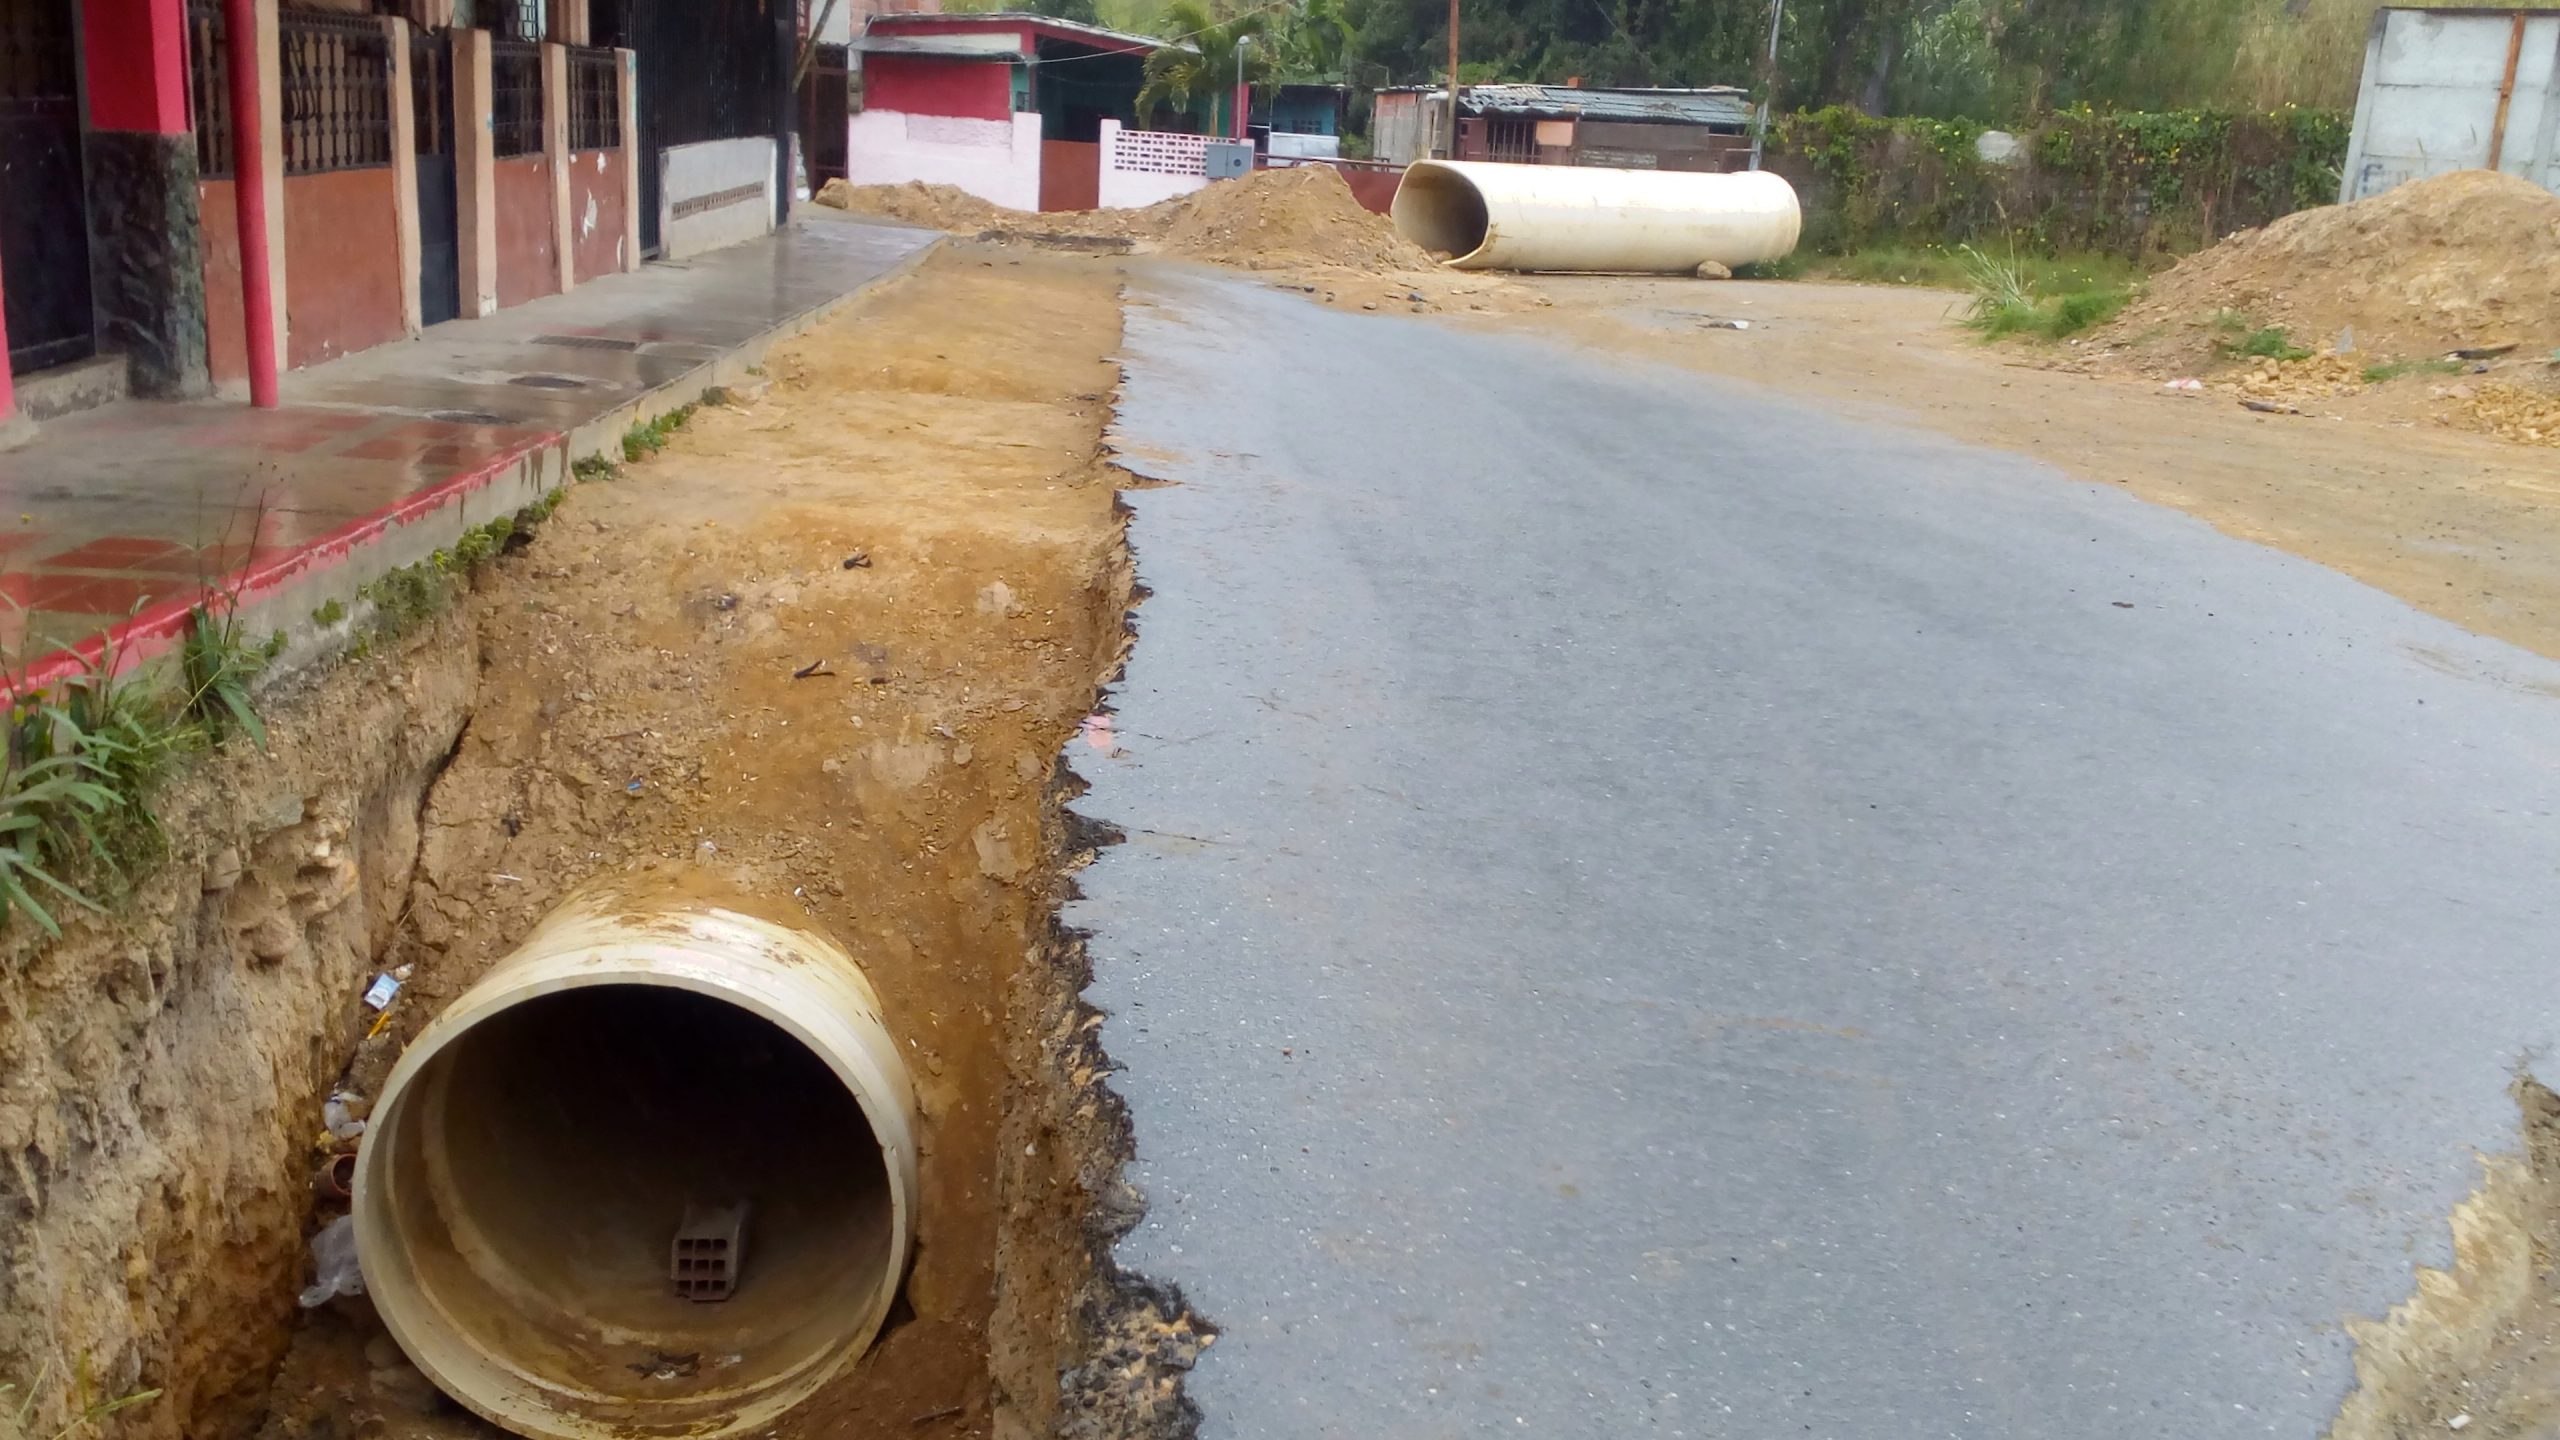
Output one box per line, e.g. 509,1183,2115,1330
1259,83,1350,159
1373,84,1755,171
846,12,1190,211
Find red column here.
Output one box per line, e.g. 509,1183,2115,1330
224,0,279,407
82,0,192,133
0,258,16,423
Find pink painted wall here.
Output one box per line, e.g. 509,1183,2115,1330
198,178,248,386
495,154,560,308
284,168,404,369
566,149,629,282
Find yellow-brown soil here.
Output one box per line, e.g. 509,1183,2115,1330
258,245,1137,1440
2098,170,2560,372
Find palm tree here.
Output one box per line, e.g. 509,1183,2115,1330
1134,0,1272,133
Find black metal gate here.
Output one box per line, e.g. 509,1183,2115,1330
799,43,847,189
597,0,784,257
411,27,460,325
0,0,95,374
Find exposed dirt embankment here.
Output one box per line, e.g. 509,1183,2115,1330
245,243,1187,1440
6,243,1192,1440
2330,1078,2560,1440
0,617,477,1440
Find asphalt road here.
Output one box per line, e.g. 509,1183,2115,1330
1072,270,2560,1439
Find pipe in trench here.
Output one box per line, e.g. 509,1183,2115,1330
1390,159,1803,274
354,874,919,1440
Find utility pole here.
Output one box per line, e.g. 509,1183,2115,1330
1747,0,1783,170
1442,0,1460,157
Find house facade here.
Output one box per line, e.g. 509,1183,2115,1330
0,0,794,433
1374,83,1754,171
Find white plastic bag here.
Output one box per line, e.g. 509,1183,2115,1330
299,1214,366,1308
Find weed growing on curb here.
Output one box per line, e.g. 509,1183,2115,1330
620,404,695,463
180,600,269,750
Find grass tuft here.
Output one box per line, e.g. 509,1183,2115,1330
2211,309,2314,362
180,601,269,751
2362,357,2465,384
5,1356,163,1440
1955,240,2135,341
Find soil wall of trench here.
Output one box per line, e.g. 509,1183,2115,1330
0,246,1205,1440
0,619,479,1440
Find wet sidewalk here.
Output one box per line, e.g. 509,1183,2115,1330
0,215,937,688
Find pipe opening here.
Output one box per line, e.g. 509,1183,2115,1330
382,984,892,1421
1389,164,1489,261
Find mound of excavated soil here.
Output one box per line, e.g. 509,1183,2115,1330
813,178,1025,233
815,166,1430,276
1154,165,1433,272
2101,170,2560,369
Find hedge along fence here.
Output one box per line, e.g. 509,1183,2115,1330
1764,105,2351,259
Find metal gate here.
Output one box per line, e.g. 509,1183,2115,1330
600,0,784,256
411,27,461,325
0,0,95,374
799,43,847,188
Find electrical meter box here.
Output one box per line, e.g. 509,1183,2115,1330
1203,141,1255,179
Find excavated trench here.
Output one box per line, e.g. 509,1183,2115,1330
0,245,1201,1440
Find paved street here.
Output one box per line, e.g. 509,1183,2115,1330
1073,270,2560,1438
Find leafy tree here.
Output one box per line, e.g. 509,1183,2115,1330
1273,0,1358,79
1135,0,1274,129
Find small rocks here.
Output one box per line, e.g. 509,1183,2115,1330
202,847,244,893
1694,260,1733,280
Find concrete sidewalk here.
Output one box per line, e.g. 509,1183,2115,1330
0,215,935,688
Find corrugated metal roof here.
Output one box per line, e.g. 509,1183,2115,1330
865,12,1183,54
852,32,1028,59
1460,84,1752,126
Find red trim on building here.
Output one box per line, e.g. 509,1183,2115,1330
863,55,1012,120
81,0,192,133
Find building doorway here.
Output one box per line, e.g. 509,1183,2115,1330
0,0,97,373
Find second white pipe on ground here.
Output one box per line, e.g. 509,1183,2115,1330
1391,160,1803,274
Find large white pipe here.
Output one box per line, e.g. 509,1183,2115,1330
354,874,918,1440
1391,159,1803,273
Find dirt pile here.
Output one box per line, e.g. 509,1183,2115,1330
2100,169,2560,368
816,166,1432,275
813,178,1028,233
1155,165,1433,272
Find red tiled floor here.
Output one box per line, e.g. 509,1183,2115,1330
0,218,933,693
0,570,174,617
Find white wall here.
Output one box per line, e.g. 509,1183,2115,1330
1097,119,1212,209
845,109,1042,213
2342,9,2560,201
660,136,777,259
1267,131,1341,160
